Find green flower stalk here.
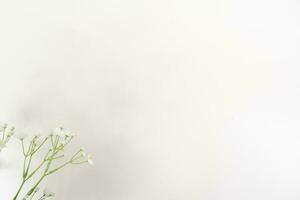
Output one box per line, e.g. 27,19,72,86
13,127,92,200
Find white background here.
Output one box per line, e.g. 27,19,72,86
0,0,300,199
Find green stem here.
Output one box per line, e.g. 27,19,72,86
21,140,26,156
29,187,39,200
46,161,70,175
27,175,45,196
32,137,49,154
26,160,46,180
24,154,33,177
12,179,25,200
22,156,27,178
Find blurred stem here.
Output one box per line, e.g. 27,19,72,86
12,179,25,200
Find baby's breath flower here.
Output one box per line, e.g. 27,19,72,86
87,155,94,165
14,132,28,140
53,127,75,139
12,126,92,200
53,127,64,136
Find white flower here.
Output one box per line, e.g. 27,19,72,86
53,127,63,136
14,132,28,140
53,127,74,137
87,155,94,165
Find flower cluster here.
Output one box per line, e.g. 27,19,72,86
8,126,93,200
0,123,15,152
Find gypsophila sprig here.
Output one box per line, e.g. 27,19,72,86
0,123,15,152
12,127,92,200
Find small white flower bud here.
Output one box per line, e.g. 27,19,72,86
87,155,94,165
